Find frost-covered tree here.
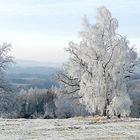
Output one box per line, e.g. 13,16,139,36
0,43,18,118
0,43,13,91
56,7,138,118
54,87,89,118
17,88,56,118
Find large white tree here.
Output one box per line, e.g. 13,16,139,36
56,7,138,118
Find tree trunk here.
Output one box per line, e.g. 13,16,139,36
103,73,111,119
103,98,110,119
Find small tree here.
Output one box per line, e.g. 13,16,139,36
56,7,138,118
0,43,13,91
0,43,18,117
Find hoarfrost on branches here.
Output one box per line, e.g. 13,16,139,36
56,6,139,118
0,43,17,117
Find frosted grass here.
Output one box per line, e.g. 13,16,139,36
0,117,139,140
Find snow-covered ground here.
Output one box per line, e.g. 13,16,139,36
0,117,140,140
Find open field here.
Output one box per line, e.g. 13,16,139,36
0,117,140,140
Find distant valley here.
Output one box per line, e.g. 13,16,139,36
6,59,60,89
6,59,140,90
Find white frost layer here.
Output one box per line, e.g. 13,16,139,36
0,118,139,140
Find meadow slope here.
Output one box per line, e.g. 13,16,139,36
0,117,140,140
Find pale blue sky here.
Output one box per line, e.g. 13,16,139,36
0,0,139,62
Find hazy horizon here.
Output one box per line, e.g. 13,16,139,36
0,0,140,63
12,58,63,68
